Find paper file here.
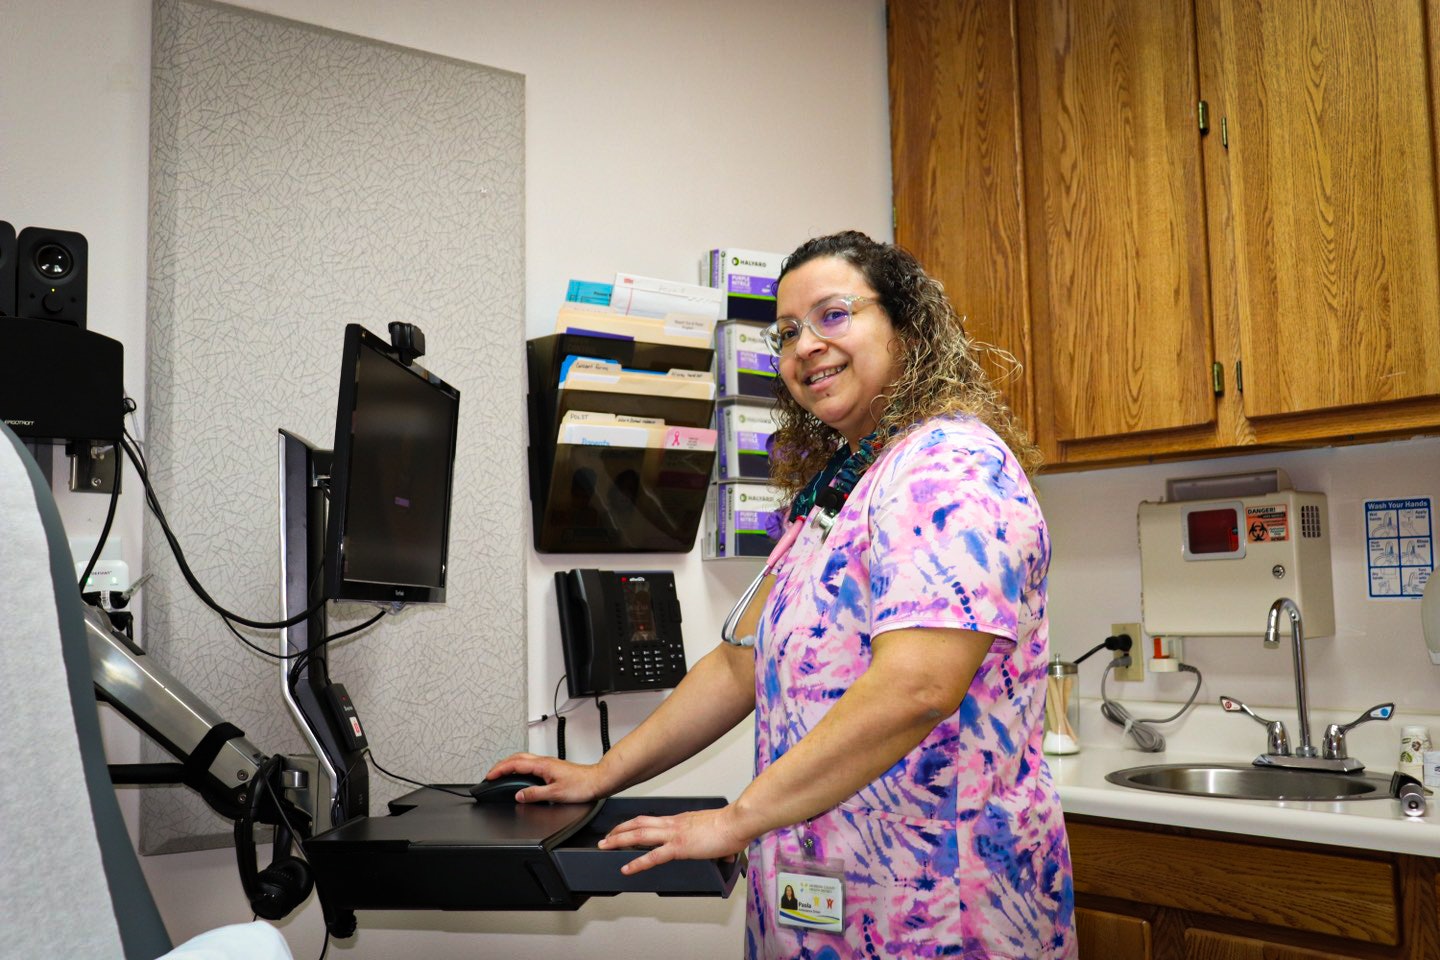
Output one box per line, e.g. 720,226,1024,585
611,273,724,322
559,355,716,401
566,279,614,305
559,411,716,451
554,304,713,347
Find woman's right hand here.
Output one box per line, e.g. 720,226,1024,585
484,752,610,804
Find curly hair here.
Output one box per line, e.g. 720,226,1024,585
768,230,1040,499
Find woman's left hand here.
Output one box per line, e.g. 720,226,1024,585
598,805,753,875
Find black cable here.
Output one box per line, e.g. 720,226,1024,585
255,756,311,848
597,697,611,754
285,610,387,694
1073,633,1133,666
223,559,333,662
365,747,469,799
122,424,151,497
554,674,576,759
221,615,291,661
119,434,327,630
528,673,583,725
77,448,122,593
329,747,371,827
286,610,392,822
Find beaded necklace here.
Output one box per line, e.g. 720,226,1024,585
787,431,884,539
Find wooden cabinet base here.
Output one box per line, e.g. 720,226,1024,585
1068,815,1440,960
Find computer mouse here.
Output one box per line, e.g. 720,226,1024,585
469,772,547,804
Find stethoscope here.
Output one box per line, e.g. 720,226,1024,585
719,517,802,648
718,501,839,648
720,432,880,648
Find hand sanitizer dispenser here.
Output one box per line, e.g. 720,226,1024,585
1422,570,1440,665
1138,470,1335,637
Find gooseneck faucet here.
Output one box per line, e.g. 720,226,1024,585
1224,597,1393,772
1264,597,1318,758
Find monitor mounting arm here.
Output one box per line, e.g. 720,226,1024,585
87,431,369,842
86,600,318,842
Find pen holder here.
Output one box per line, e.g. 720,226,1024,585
1044,657,1080,755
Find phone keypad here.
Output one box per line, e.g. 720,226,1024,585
622,642,686,685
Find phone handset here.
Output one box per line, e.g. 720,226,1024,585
556,570,596,696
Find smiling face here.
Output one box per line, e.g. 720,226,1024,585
774,256,902,449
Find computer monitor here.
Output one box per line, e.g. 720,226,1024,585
324,324,461,605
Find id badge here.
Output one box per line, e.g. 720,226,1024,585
776,853,845,933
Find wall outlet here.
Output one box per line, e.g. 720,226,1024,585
71,535,129,593
1109,622,1145,682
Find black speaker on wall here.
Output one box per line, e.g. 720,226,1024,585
16,226,87,328
0,221,16,317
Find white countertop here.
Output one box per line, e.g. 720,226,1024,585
1052,699,1440,858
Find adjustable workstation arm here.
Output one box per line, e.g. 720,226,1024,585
86,601,318,843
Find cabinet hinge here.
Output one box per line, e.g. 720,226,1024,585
1211,361,1224,396
1198,100,1210,134
1234,360,1244,393
1221,116,1229,149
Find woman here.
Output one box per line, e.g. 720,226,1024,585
489,231,1075,958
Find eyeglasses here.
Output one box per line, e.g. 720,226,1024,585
762,295,876,353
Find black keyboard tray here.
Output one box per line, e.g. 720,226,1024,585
303,788,741,933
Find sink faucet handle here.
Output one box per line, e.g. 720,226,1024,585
1322,702,1395,761
1220,695,1291,756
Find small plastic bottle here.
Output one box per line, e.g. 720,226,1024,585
1043,657,1080,755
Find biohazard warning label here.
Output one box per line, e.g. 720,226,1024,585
1246,504,1289,542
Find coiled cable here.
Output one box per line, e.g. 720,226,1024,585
1098,657,1204,752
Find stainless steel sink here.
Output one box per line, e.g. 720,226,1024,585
1106,763,1391,801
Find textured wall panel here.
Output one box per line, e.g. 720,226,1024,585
145,0,525,852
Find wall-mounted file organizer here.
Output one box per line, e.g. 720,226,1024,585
527,333,716,552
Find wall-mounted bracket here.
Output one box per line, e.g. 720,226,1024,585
68,441,118,494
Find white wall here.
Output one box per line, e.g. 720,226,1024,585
2,0,156,778
1038,436,1440,715
4,0,892,956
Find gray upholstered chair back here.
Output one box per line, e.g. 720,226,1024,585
0,424,173,958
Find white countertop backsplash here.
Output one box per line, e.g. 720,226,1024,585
1053,698,1440,857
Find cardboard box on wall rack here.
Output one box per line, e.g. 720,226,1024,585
704,481,786,559
715,320,778,401
715,401,779,481
703,248,784,323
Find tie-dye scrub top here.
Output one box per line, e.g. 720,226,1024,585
744,416,1075,960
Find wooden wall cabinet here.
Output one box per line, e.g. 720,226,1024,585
1067,816,1440,960
889,0,1440,469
